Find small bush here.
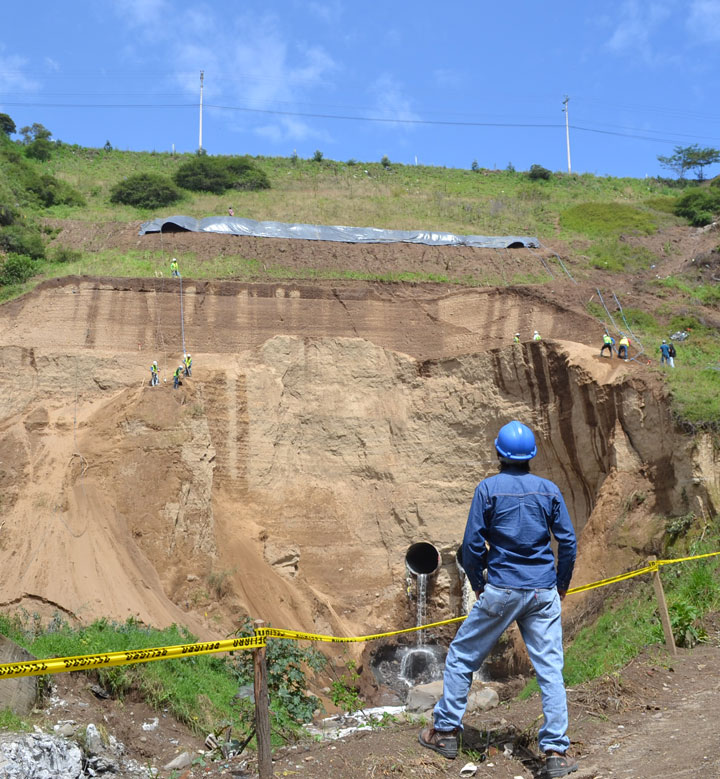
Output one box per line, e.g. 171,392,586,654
25,138,54,161
26,174,85,208
674,188,720,226
110,173,182,209
528,164,552,181
380,155,391,169
312,150,324,162
0,226,46,258
0,205,18,226
51,246,83,263
173,156,269,194
0,253,36,285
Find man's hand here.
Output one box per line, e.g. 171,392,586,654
558,589,567,601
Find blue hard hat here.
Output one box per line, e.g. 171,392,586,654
495,421,537,461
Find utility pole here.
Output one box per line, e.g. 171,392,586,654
562,96,571,174
198,70,204,153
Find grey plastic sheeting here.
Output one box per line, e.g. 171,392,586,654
138,215,539,249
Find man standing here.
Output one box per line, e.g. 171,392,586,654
513,333,520,344
659,340,671,366
150,360,159,387
533,330,542,341
600,332,614,358
170,258,180,277
419,421,577,778
184,353,192,377
173,364,183,389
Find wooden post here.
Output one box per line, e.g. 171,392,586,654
253,619,273,778
648,556,677,656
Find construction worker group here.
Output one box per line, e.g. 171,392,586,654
513,330,542,343
149,354,193,389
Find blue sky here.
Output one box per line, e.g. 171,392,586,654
2,0,720,178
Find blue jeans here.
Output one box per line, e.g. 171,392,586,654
434,584,569,754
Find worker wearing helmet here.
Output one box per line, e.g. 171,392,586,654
617,334,630,360
173,364,183,389
420,421,577,777
659,339,671,366
533,330,542,341
150,360,159,387
170,258,180,278
600,332,615,358
513,333,520,344
184,353,192,377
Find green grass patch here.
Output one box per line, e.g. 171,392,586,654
520,527,720,699
560,202,657,237
0,614,325,743
644,196,679,214
586,237,659,272
0,707,31,732
654,277,720,306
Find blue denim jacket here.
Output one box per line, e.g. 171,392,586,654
461,466,577,593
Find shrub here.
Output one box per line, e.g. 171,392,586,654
0,253,36,285
26,174,85,208
51,246,82,263
110,173,182,209
0,226,46,258
174,157,228,194
173,156,269,194
25,138,54,161
381,155,391,169
528,164,552,181
312,150,324,162
674,188,720,226
560,202,657,237
0,205,18,226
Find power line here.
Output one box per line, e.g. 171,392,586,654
3,101,719,145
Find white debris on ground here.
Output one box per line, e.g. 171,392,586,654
305,705,407,740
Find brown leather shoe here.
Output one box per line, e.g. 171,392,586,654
418,725,458,759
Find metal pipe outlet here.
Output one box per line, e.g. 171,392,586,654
405,542,441,577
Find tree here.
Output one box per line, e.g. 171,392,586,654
19,123,52,145
658,144,720,180
0,113,16,137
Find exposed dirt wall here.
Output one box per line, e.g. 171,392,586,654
0,278,712,649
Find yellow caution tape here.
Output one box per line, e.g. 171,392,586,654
256,616,466,644
0,634,264,680
1,550,718,680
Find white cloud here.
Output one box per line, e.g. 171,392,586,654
0,48,40,94
605,0,673,62
687,0,720,43
107,5,338,142
369,75,421,127
304,1,343,24
115,0,169,27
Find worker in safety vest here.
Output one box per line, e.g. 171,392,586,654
173,364,183,389
600,333,614,358
617,335,630,360
184,353,192,377
150,360,159,386
533,330,542,341
170,258,180,277
513,333,520,344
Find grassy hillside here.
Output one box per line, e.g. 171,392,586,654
42,145,687,240
1,140,719,425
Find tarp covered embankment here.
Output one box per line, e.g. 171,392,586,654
139,215,539,249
